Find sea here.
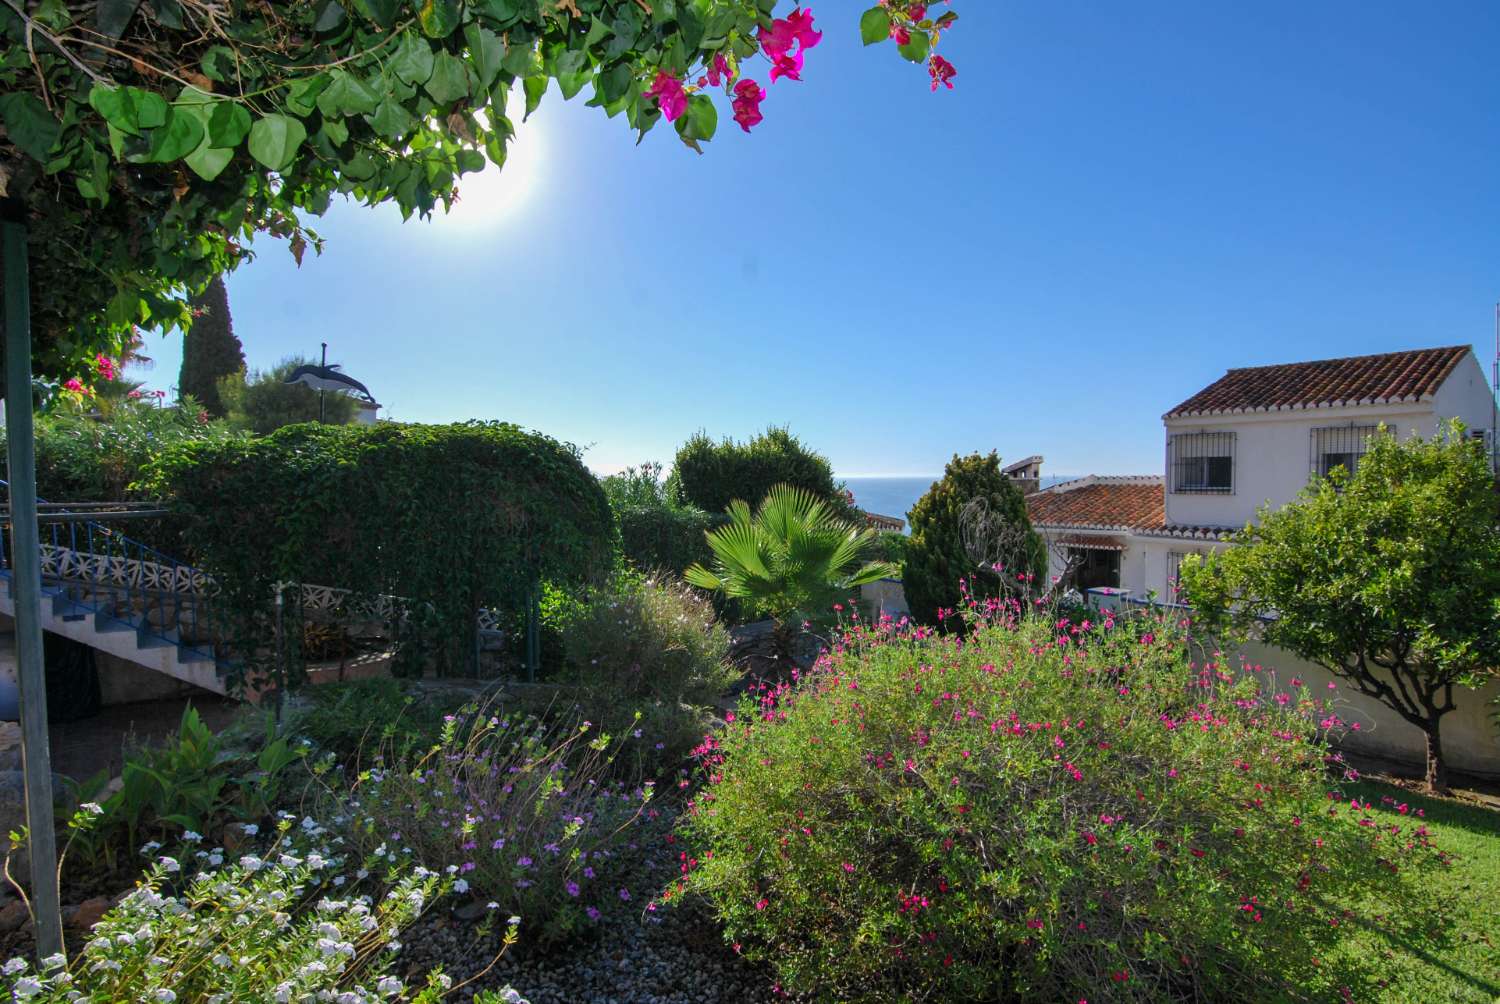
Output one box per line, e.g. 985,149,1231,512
842,475,1073,531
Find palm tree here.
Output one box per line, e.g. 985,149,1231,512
685,484,900,666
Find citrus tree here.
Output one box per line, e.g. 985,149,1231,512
0,1,960,384
1181,421,1500,793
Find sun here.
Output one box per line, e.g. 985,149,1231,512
436,92,546,230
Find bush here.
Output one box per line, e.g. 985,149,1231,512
602,463,716,575
558,572,735,771
67,706,306,875
344,704,660,944
283,677,469,764
147,421,615,689
671,426,852,518
13,405,235,503
873,529,908,567
904,452,1045,626
5,815,515,1003
675,604,1443,1002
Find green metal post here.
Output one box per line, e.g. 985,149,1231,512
0,198,63,958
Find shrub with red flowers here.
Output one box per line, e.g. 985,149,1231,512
673,603,1446,1001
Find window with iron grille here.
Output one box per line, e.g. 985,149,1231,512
1310,425,1379,479
1169,432,1235,494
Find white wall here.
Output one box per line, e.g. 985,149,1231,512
1431,352,1498,442
1166,402,1438,527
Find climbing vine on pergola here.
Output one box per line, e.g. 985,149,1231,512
0,0,959,384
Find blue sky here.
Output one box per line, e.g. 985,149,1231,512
136,0,1499,478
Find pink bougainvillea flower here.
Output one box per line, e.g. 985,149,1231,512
760,8,820,84
909,3,928,19
890,24,911,45
732,78,766,132
646,71,687,122
769,48,804,83
704,52,735,88
928,54,957,91
63,378,86,393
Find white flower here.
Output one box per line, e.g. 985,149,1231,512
301,816,317,831
154,991,177,1003
507,915,521,927
376,975,403,996
159,856,181,873
39,954,64,970
80,802,103,816
139,840,162,855
242,824,259,836
12,976,42,998
182,830,203,843
239,855,264,872
453,878,469,894
3,958,28,974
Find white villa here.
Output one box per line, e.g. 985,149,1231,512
1027,344,1497,601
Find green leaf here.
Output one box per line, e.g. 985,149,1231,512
558,68,590,101
207,101,253,147
351,0,398,28
285,74,332,117
859,7,891,46
522,76,547,121
476,0,520,22
682,92,716,142
501,41,537,78
464,24,506,90
73,145,111,206
314,0,346,31
320,116,350,145
96,0,142,41
317,70,381,118
425,52,470,104
247,113,308,171
367,98,415,139
88,84,168,137
142,107,205,163
416,0,461,38
391,32,436,86
0,93,61,162
149,0,183,29
897,31,931,63
185,141,234,181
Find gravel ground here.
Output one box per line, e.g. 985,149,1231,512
398,897,775,1004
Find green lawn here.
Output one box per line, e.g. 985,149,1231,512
1319,780,1500,1003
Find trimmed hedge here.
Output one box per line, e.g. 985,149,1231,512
147,421,614,689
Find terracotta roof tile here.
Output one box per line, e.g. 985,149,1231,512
1026,477,1164,530
1164,346,1472,418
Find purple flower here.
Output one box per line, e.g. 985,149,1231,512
586,906,601,921
583,867,595,879
566,881,580,897
618,888,631,902
492,838,506,850
518,856,533,868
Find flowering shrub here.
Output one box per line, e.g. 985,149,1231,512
344,707,660,944
675,604,1445,1001
2,816,527,1003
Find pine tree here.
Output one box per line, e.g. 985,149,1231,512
179,275,245,417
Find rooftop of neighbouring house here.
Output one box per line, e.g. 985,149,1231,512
1025,475,1165,530
1163,345,1474,418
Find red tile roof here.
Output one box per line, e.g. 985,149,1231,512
1026,477,1164,530
1164,346,1472,418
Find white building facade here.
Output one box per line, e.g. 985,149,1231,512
1029,345,1496,602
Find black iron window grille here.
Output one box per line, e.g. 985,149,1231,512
1310,424,1380,479
1170,431,1235,494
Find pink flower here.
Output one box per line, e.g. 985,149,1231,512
928,54,957,91
63,378,86,393
890,24,910,45
732,78,766,132
755,897,769,911
127,389,143,399
909,4,928,19
647,71,687,122
760,8,821,84
704,52,734,88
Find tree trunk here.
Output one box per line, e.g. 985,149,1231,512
1422,718,1448,794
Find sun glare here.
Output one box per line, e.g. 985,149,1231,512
438,93,546,230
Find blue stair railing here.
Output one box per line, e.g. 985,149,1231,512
0,481,220,668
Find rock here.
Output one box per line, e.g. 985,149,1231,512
68,896,110,931
0,899,27,932
453,900,489,922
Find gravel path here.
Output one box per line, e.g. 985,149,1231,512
399,897,775,1004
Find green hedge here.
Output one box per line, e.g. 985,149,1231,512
671,426,852,517
147,421,614,689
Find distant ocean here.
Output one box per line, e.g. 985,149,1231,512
843,475,1073,531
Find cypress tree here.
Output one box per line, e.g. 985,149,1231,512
179,275,245,417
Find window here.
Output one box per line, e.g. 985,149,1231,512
1310,425,1379,479
1170,432,1235,494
